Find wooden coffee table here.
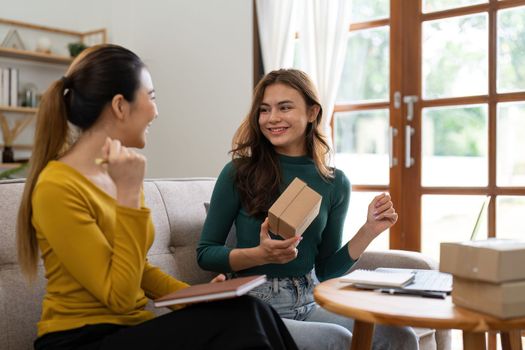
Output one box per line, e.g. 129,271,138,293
314,278,525,350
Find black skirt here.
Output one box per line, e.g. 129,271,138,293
34,296,298,350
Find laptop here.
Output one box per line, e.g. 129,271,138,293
373,196,491,298
470,196,491,241
375,268,452,295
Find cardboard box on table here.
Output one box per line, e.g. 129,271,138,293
452,276,525,319
268,178,322,239
440,239,525,283
440,239,525,319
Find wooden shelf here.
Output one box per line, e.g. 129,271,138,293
0,105,38,114
0,18,106,163
0,17,107,65
0,143,32,150
0,162,28,179
0,162,24,170
0,47,72,65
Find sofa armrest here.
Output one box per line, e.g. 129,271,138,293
350,249,439,272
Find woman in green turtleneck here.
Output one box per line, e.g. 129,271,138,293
197,68,418,350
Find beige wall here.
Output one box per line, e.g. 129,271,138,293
0,0,253,177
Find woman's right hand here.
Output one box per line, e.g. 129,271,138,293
255,218,301,264
102,137,146,208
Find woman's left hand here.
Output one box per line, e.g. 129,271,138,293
210,274,226,283
365,193,398,237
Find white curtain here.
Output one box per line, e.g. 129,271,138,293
256,0,296,73
297,0,352,148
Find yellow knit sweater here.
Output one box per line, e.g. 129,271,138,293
32,161,189,337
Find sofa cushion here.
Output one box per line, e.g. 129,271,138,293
0,181,25,266
0,267,46,349
149,180,216,285
203,201,237,248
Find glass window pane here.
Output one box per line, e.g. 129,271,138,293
336,27,389,103
497,6,525,93
422,195,488,261
422,105,488,187
423,14,488,99
497,102,525,186
343,191,389,251
423,0,487,13
497,196,525,239
349,0,389,23
334,109,389,185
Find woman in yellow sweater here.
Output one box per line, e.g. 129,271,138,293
17,44,297,350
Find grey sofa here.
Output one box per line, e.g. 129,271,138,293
0,178,450,350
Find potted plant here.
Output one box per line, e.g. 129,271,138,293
0,162,28,179
68,42,88,57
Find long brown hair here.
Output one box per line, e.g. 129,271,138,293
17,44,145,280
231,69,332,218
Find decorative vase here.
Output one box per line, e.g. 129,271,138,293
36,37,52,54
2,146,14,163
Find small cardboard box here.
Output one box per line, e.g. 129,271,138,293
452,276,525,319
268,178,322,239
440,239,525,283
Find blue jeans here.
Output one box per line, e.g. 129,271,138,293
247,272,419,350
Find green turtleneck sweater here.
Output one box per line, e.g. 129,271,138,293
197,155,354,281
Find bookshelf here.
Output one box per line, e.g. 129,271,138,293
0,105,38,114
0,46,73,64
0,18,106,166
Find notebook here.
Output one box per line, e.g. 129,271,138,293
339,269,415,288
154,275,267,308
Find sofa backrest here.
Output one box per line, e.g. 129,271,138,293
0,178,217,350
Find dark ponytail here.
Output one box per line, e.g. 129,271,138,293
17,78,69,279
17,44,145,280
